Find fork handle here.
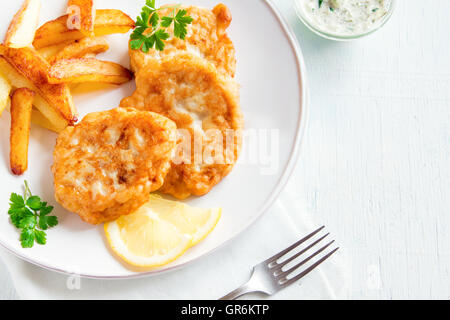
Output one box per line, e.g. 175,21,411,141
219,283,254,300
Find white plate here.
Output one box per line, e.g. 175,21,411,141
0,0,307,278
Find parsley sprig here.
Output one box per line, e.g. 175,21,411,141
8,181,58,248
130,0,193,53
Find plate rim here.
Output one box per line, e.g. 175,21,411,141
0,0,309,279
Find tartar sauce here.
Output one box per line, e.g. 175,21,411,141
296,0,393,36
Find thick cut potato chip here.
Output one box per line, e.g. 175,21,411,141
5,101,61,133
48,37,109,64
48,58,132,85
0,72,12,116
33,9,135,49
37,43,70,61
0,46,77,131
10,88,34,175
67,0,96,37
4,0,41,49
0,58,68,132
30,108,62,132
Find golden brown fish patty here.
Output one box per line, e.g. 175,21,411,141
52,108,177,224
121,53,243,199
129,4,236,78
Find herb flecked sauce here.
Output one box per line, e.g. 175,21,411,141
298,0,392,36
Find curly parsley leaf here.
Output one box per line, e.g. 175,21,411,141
34,230,47,245
20,229,35,248
173,10,193,40
10,193,24,208
130,1,193,52
146,0,156,8
26,196,42,210
8,181,58,248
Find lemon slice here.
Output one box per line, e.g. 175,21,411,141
145,195,222,246
104,195,221,268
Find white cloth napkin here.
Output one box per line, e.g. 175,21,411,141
0,179,347,300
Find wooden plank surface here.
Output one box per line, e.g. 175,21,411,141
277,0,450,299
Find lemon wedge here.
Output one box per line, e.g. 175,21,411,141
104,195,221,268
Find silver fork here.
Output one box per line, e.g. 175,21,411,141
219,226,339,300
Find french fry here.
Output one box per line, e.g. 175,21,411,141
37,43,70,61
4,0,41,48
93,9,135,37
33,9,135,49
5,100,61,133
0,46,78,121
10,88,34,175
81,53,97,58
30,108,62,132
0,46,77,131
48,58,133,85
48,37,109,64
0,72,12,116
67,0,96,37
0,57,66,132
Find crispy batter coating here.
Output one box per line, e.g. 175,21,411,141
121,53,243,199
52,108,177,224
130,4,236,78
122,4,242,199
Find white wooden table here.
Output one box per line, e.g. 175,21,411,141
1,0,449,299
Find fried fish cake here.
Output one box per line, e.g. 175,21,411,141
120,53,243,199
130,4,236,78
52,108,177,224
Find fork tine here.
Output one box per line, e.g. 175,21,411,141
272,233,330,272
279,247,339,287
278,240,335,277
265,226,325,264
